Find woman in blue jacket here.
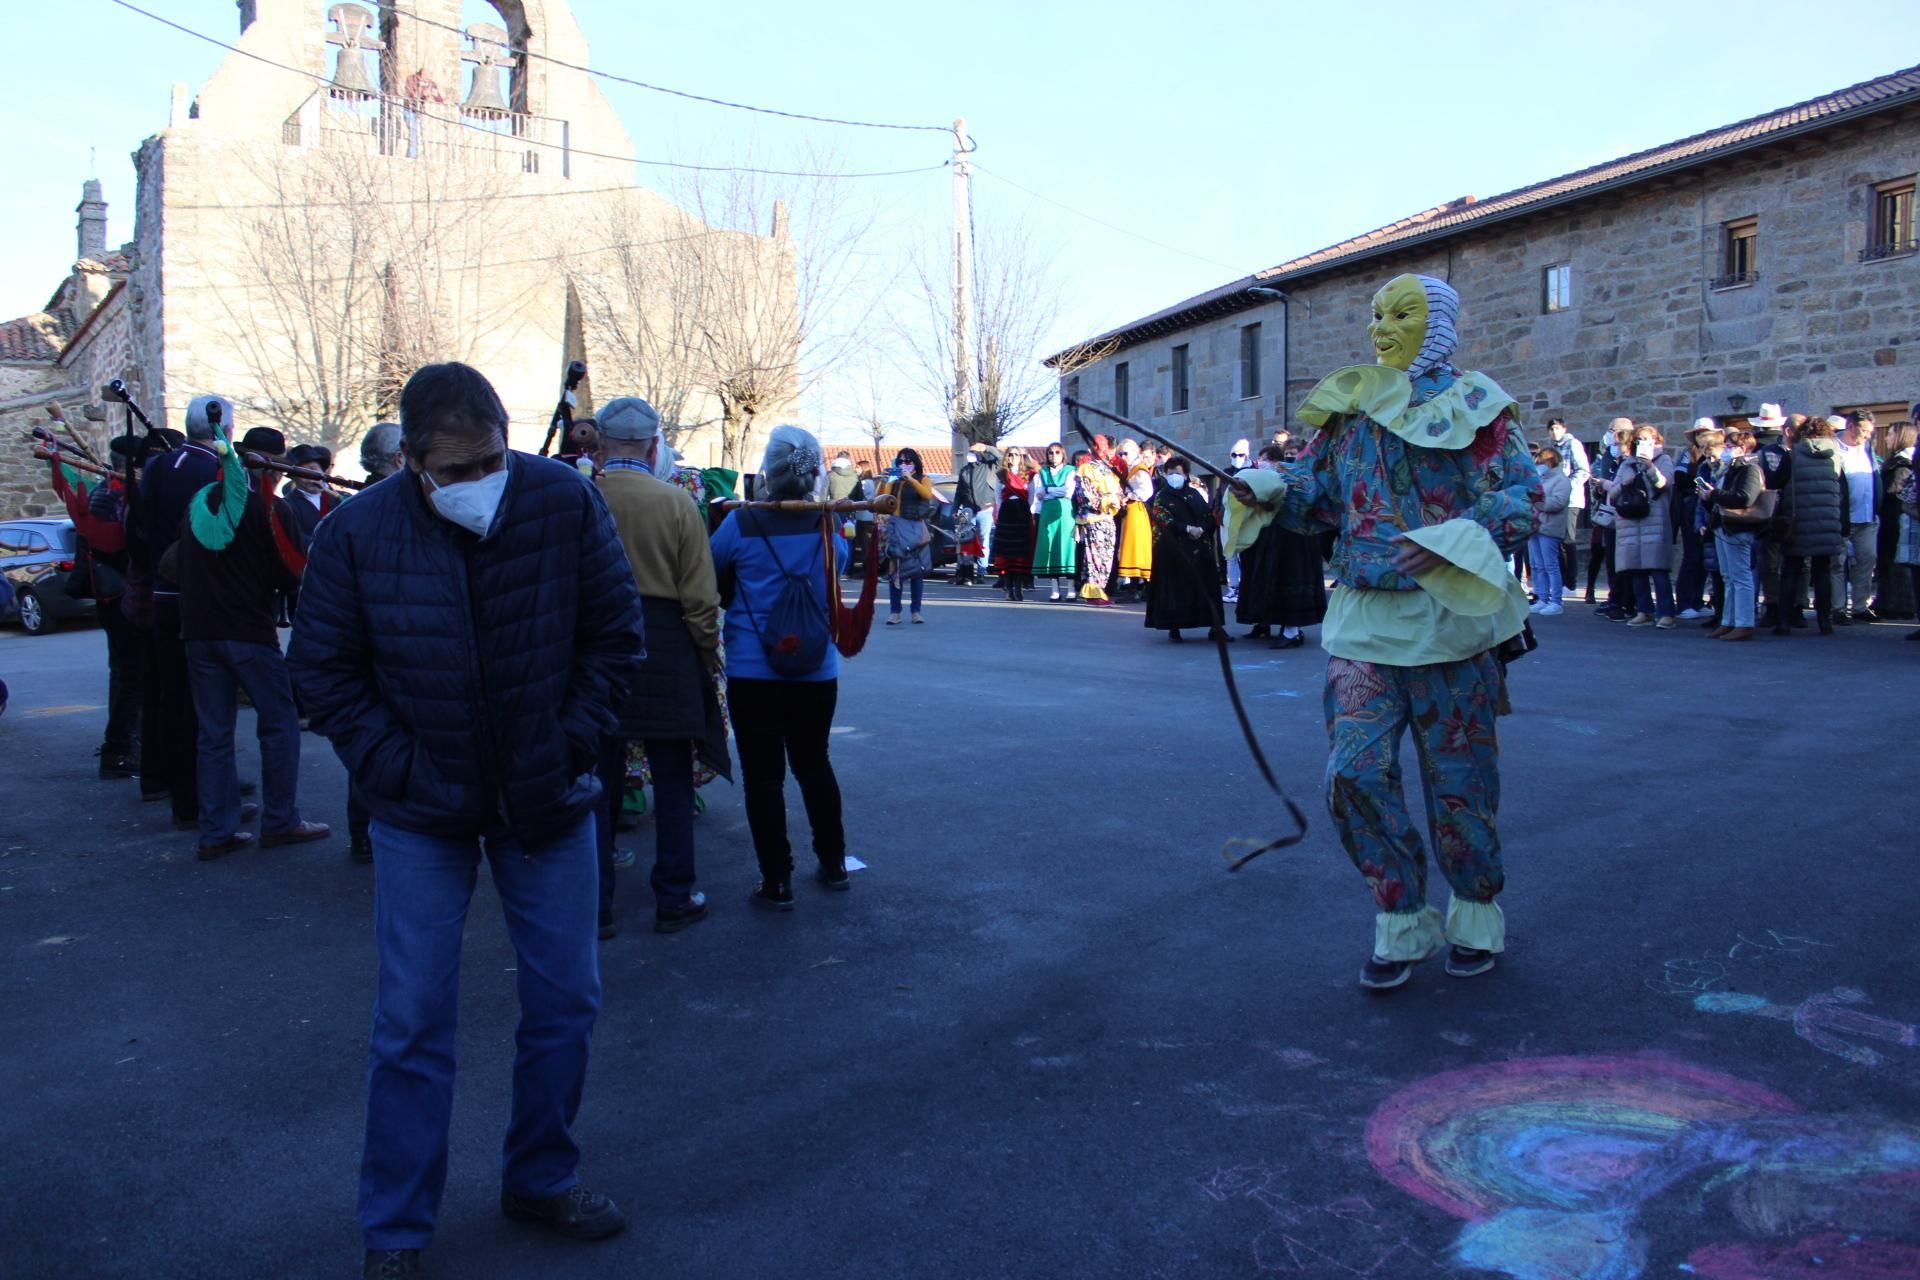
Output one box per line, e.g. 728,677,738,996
710,425,851,910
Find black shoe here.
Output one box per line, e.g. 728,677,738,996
177,802,258,833
1856,608,1881,623
1773,624,1791,636
816,859,851,891
196,831,256,862
598,909,618,941
1246,625,1271,640
654,891,709,933
97,753,138,780
1276,632,1307,649
260,820,330,848
1168,629,1184,643
1360,955,1418,991
1205,626,1232,643
1445,946,1497,978
364,1249,422,1279
1790,613,1808,629
752,880,796,912
351,837,374,865
1818,616,1835,636
501,1184,627,1241
1832,612,1852,627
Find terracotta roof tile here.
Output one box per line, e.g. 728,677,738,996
0,312,65,363
1051,62,1920,363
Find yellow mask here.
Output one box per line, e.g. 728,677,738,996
1367,275,1429,372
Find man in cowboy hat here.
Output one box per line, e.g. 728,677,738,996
1749,403,1791,624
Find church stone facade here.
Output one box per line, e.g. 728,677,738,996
2,0,794,518
1051,66,1920,456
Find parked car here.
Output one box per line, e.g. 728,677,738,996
1,518,94,635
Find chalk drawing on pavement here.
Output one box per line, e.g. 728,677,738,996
1646,928,1833,997
1201,1165,1451,1276
1362,1054,1920,1280
1694,986,1919,1068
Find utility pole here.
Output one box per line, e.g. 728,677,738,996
950,117,974,457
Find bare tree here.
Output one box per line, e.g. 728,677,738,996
218,143,528,454
669,150,881,469
566,194,719,448
901,215,1065,447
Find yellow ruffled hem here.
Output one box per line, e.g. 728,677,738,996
1445,897,1505,953
1079,583,1108,601
1297,364,1516,451
1374,905,1445,962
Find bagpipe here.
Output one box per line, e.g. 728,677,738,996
242,454,364,493
539,360,588,458
1063,396,1308,870
716,495,898,659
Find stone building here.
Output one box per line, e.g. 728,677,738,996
1048,64,1920,456
1,0,795,518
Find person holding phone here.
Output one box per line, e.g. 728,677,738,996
1606,423,1677,628
879,448,935,623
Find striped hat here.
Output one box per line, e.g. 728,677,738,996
1408,276,1460,378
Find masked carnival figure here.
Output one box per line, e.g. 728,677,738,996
1225,274,1542,991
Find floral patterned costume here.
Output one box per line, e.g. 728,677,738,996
1255,275,1542,964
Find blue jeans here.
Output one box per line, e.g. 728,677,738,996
1526,534,1564,605
889,575,924,615
595,737,698,915
185,638,302,840
1633,569,1676,618
359,815,600,1250
1714,529,1756,627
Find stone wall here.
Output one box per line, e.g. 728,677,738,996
1060,108,1920,459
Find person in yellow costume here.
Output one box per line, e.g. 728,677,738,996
1226,274,1543,991
1114,438,1156,599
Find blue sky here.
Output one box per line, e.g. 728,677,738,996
9,0,1920,442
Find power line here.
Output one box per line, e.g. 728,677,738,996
105,0,950,181
386,5,963,140
971,163,1240,272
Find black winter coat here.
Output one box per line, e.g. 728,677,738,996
1782,439,1848,557
287,455,644,842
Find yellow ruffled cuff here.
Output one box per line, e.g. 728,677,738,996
1297,364,1516,451
1402,518,1527,620
1445,897,1506,953
1224,469,1286,558
1374,905,1445,962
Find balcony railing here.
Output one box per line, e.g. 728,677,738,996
283,89,570,178
1708,269,1759,291
1859,238,1918,263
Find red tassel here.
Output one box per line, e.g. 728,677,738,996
268,500,307,578
827,514,880,658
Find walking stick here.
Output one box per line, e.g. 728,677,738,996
1062,397,1236,484
42,403,105,467
539,360,588,457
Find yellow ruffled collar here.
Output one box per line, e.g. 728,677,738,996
1297,364,1516,451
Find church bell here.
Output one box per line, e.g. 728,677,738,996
325,3,383,96
461,23,514,115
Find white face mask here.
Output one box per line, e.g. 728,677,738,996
1164,472,1188,489
424,465,508,537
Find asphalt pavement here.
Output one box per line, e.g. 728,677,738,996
3,589,1917,1280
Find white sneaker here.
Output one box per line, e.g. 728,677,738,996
1049,589,1062,602
1536,603,1564,616
1528,600,1547,614
1677,607,1712,620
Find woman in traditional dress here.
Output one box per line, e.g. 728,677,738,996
991,449,1036,601
1074,447,1121,607
1144,455,1226,642
1115,438,1156,601
1032,442,1079,601
880,446,935,624
1234,442,1326,648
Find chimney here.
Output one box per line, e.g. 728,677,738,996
76,179,108,260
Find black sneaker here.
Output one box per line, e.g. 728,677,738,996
363,1249,422,1279
815,859,851,891
500,1184,627,1241
1359,955,1418,990
1446,946,1497,978
351,837,374,865
751,880,796,912
1832,612,1852,627
654,891,709,933
597,909,618,941
97,752,138,780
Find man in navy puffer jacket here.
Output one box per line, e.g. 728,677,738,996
288,363,643,1280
